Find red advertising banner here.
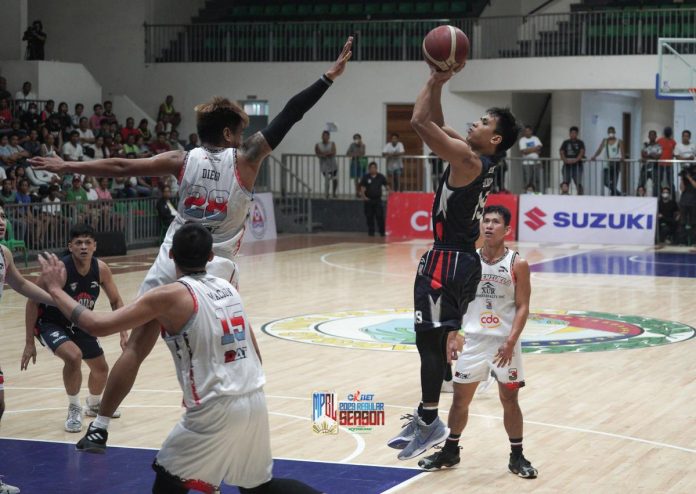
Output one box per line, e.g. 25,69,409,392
386,192,519,241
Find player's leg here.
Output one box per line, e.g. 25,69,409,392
0,365,5,420
71,327,113,417
52,337,85,432
77,323,159,452
498,383,537,478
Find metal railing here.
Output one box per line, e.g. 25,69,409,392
145,8,696,63
1,197,162,255
266,154,313,233
273,154,694,199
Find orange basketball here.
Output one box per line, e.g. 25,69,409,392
422,25,469,72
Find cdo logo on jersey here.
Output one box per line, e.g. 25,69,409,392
480,311,501,329
262,309,695,353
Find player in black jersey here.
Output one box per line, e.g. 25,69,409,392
389,68,520,460
21,224,128,433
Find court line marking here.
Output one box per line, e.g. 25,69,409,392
381,472,431,494
319,244,413,278
2,404,365,464
627,254,696,266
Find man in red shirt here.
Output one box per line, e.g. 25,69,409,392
149,132,171,155
657,126,677,194
119,117,141,142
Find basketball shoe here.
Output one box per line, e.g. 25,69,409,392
64,403,83,433
418,446,461,471
397,416,449,460
83,400,122,419
508,453,538,478
387,411,417,449
0,477,20,494
76,422,108,454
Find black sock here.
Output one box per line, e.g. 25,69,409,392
443,433,460,454
421,407,438,424
510,437,523,458
417,402,423,418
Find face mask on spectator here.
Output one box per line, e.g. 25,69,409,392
84,183,92,190
608,133,615,139
30,108,37,114
662,192,670,199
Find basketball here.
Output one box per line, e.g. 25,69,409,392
422,25,469,72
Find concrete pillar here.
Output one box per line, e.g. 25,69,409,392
640,90,674,141
0,0,28,61
550,90,582,192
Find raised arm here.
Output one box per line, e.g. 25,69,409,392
411,70,479,179
235,37,352,191
4,246,53,306
29,150,185,178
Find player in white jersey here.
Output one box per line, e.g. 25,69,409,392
418,205,538,479
39,224,322,494
30,37,353,441
0,200,55,494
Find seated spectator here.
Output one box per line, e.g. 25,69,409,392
55,101,73,131
560,181,570,195
93,177,121,230
130,175,153,197
14,81,37,112
22,128,42,157
110,175,133,198
102,100,117,126
185,133,199,151
40,99,55,123
636,185,647,197
138,118,152,142
90,103,105,131
525,184,539,195
40,133,60,157
0,165,5,182
109,121,119,137
157,95,181,129
149,132,171,154
97,119,111,139
111,133,124,156
95,177,112,200
20,102,41,131
122,133,139,156
168,129,184,151
92,135,110,160
0,77,11,104
14,178,36,242
65,175,89,223
40,184,63,248
9,119,27,140
1,178,17,203
0,134,13,166
62,130,85,161
0,98,12,131
77,117,95,151
71,103,85,128
120,117,140,142
45,111,63,140
156,185,177,227
3,134,31,166
658,186,679,244
135,135,152,158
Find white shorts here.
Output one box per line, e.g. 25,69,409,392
155,389,273,490
138,240,239,297
453,333,525,389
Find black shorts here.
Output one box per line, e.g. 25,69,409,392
36,321,104,360
414,248,481,332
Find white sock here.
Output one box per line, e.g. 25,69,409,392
93,415,111,430
87,394,101,407
68,394,80,407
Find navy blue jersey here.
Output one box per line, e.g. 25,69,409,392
39,255,100,328
431,156,498,251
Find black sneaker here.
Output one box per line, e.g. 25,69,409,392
76,422,108,454
508,453,538,478
417,446,461,471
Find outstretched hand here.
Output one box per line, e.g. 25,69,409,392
28,155,67,172
38,253,66,293
325,36,353,80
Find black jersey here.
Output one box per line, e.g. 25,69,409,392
39,255,101,328
431,156,497,251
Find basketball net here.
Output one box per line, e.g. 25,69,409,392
689,88,696,110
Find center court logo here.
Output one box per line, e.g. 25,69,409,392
524,207,547,231
262,309,696,354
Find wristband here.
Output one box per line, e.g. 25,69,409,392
321,74,334,86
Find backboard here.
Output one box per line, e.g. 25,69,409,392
656,38,696,100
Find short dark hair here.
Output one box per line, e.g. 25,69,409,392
487,107,521,155
194,97,249,145
683,130,691,137
171,223,213,271
353,133,361,139
69,223,96,241
391,133,399,138
104,100,112,106
569,126,579,133
69,130,79,138
93,103,102,110
524,125,533,130
483,205,511,226
368,161,377,168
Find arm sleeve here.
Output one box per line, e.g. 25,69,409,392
260,75,333,150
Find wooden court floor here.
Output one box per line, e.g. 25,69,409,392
1,233,695,493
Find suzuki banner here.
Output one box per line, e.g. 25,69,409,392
518,195,657,245
244,192,277,243
386,192,519,241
